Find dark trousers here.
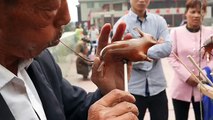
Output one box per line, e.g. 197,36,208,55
88,40,97,55
132,90,168,120
172,97,203,120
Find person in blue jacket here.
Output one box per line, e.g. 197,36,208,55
203,67,213,120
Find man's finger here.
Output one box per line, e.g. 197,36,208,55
123,33,132,40
97,89,135,106
96,23,111,56
91,57,101,83
99,42,127,60
111,112,138,120
106,101,139,117
111,22,126,42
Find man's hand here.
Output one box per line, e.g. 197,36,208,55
91,22,157,95
88,89,139,120
91,22,133,94
100,27,157,62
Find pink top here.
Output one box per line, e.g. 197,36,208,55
168,25,213,102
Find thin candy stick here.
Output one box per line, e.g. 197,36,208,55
123,60,128,92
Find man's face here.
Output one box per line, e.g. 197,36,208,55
130,0,150,12
0,0,70,59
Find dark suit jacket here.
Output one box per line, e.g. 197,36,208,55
0,49,102,120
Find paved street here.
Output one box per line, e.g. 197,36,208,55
58,53,195,120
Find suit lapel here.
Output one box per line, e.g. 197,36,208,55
0,94,15,120
27,61,66,120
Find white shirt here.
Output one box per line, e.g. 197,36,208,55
89,28,99,41
0,60,47,120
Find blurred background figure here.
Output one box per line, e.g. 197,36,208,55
75,37,92,80
167,0,213,120
88,24,99,55
74,22,84,43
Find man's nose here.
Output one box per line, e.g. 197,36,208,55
54,0,71,28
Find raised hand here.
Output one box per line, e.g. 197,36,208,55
91,22,157,95
91,22,131,95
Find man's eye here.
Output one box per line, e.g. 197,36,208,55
41,6,57,12
44,11,54,17
40,9,57,19
34,2,59,20
44,9,57,15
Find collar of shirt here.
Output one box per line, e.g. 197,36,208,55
0,59,47,120
128,9,150,24
0,59,33,89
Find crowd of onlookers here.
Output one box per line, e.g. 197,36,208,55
74,22,100,80
73,0,213,120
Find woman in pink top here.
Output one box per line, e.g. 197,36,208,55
168,0,213,120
